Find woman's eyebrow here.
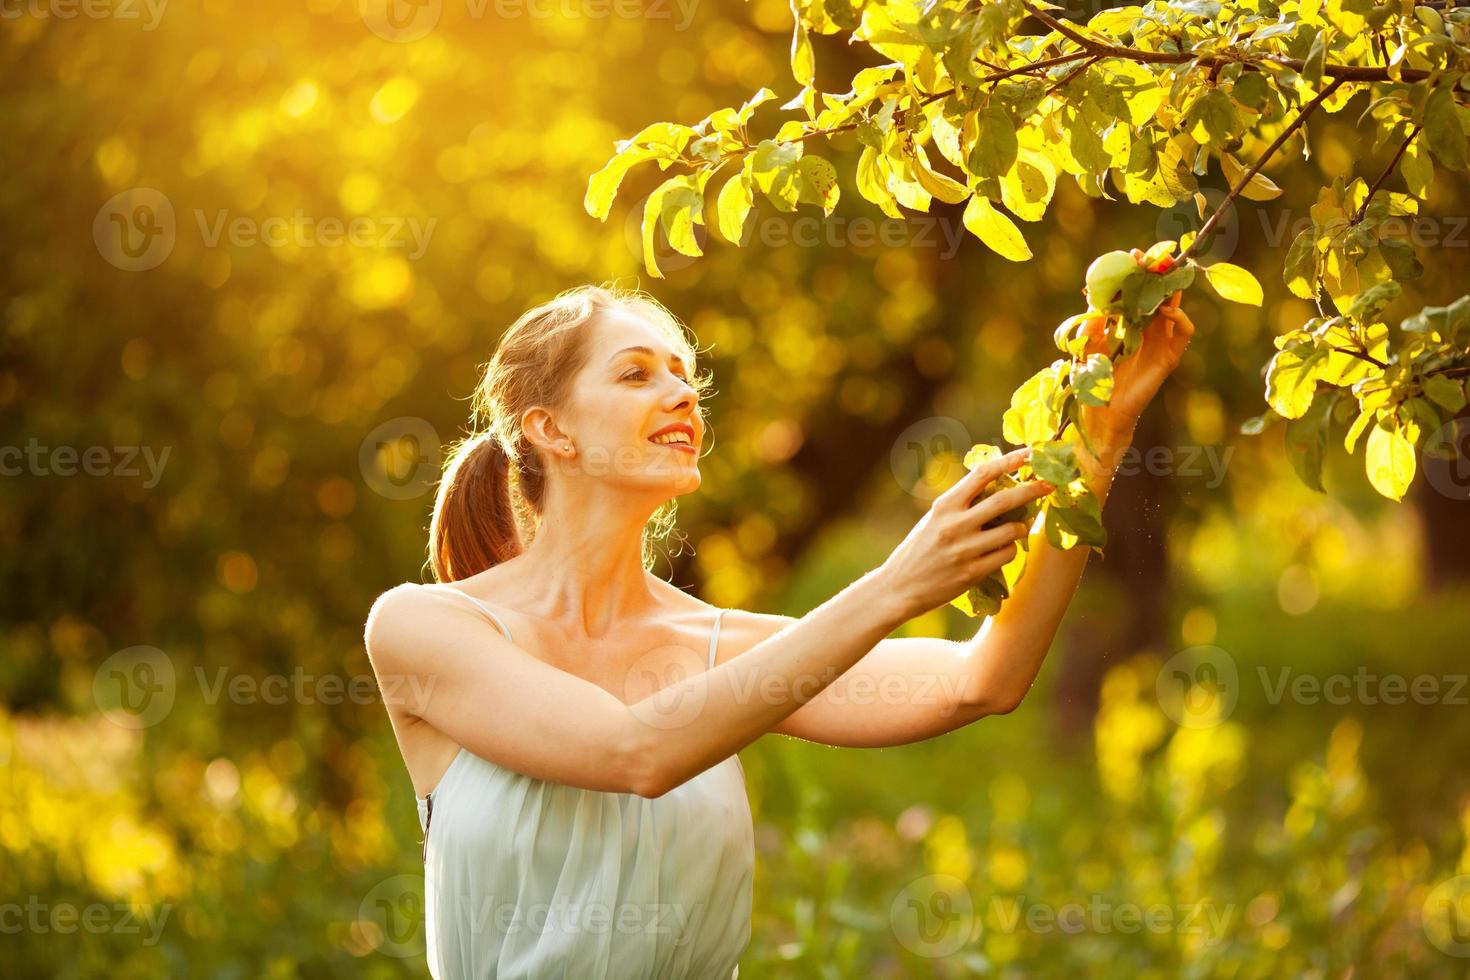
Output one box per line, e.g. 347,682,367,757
610,346,690,372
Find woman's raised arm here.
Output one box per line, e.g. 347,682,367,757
364,448,1042,797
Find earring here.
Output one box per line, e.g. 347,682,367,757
563,443,572,454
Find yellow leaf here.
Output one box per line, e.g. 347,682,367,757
1219,152,1283,202
1204,261,1263,305
1365,421,1416,501
908,145,969,204
963,196,1032,262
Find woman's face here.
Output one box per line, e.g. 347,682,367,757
548,306,705,499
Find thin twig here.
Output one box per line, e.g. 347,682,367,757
1179,77,1346,264
1042,54,1102,101
1331,345,1389,370
1351,122,1424,224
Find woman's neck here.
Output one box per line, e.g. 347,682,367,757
508,491,668,639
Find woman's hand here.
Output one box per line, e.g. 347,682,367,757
877,448,1053,619
1078,271,1196,446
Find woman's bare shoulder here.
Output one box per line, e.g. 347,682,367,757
363,581,495,661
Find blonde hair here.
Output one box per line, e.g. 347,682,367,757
428,284,713,582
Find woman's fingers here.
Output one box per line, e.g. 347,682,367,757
1080,313,1111,357
1153,304,1195,344
962,478,1053,526
967,521,1031,558
941,447,1030,512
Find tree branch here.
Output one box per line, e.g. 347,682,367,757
1042,54,1102,101
1331,345,1389,370
1352,122,1424,224
709,51,1094,161
1180,77,1346,264
1018,0,1438,82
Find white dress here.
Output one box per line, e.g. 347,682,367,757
415,585,754,979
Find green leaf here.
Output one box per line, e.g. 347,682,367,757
1072,353,1114,407
1240,409,1280,435
1120,263,1196,325
791,20,815,87
751,139,803,211
1002,362,1063,445
856,145,903,218
584,147,655,221
952,571,1010,619
1284,228,1317,299
1204,261,1264,305
1284,390,1337,492
1424,374,1468,413
736,87,777,126
1029,440,1078,486
908,146,969,204
968,104,1018,181
1265,342,1328,419
1423,86,1468,172
962,195,1031,262
1045,494,1106,551
1000,150,1057,222
1402,295,1470,343
1219,152,1282,201
658,176,705,258
1378,238,1423,282
1183,88,1240,146
796,156,841,214
1364,419,1417,501
715,167,754,243
1400,141,1434,199
1347,280,1401,324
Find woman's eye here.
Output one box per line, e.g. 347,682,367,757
622,369,648,381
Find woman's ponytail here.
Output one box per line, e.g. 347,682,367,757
428,432,523,582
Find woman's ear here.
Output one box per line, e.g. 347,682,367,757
520,406,572,456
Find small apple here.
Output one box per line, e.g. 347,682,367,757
1148,254,1176,274
1084,250,1144,313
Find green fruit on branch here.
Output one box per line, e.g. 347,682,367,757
1084,250,1144,314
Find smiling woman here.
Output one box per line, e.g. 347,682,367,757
428,284,714,582
363,280,1189,979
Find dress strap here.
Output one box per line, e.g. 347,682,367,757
428,585,514,643
708,608,727,671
